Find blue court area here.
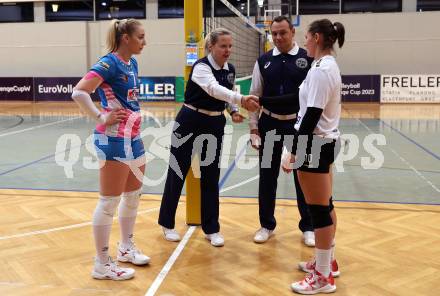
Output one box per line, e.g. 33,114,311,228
0,103,439,205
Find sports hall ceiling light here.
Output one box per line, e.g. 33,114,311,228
51,3,59,12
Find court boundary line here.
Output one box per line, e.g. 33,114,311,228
220,175,259,193
144,226,196,296
218,141,249,188
1,186,439,207
340,105,440,195
380,119,440,161
0,114,24,130
0,190,435,243
144,140,249,296
0,144,84,177
357,118,440,194
0,206,160,241
0,116,82,138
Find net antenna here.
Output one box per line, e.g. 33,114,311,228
205,0,265,78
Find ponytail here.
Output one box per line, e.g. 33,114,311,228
308,19,345,51
333,22,345,48
106,19,142,52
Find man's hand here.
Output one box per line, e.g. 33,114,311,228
241,95,260,112
281,148,295,173
250,128,261,150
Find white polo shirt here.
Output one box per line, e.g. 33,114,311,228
294,55,341,139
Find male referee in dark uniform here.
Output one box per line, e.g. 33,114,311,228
249,16,315,246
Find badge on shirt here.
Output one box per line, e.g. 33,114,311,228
296,58,309,69
121,74,129,83
264,61,271,69
98,61,110,70
127,88,139,102
315,58,322,67
227,73,235,85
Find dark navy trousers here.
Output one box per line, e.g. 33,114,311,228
158,106,225,234
258,112,313,232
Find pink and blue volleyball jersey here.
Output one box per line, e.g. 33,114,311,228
90,53,141,138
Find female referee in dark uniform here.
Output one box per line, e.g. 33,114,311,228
158,28,259,247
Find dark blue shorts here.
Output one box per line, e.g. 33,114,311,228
94,132,145,161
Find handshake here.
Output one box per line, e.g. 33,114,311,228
241,95,260,112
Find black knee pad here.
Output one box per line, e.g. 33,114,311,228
309,204,333,229
329,196,334,212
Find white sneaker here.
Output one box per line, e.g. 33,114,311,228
92,256,135,280
205,232,224,247
117,243,150,265
298,258,340,278
291,270,336,294
302,231,315,247
254,227,273,243
162,227,181,242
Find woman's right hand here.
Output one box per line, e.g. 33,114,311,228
101,108,127,125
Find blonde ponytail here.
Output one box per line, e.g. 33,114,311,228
106,18,143,52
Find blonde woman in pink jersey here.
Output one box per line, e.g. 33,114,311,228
72,19,149,280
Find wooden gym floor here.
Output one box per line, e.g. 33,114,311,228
0,102,439,295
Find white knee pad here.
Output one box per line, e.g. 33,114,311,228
93,195,121,226
119,188,142,218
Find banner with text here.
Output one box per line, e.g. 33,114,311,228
381,75,440,103
0,78,33,100
138,77,175,101
341,75,380,102
34,77,99,101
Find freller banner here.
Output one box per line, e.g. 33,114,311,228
0,78,34,101
381,74,440,103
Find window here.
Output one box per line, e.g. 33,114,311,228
417,0,440,11
0,2,33,23
45,1,94,22
298,0,340,15
342,0,401,13
95,0,146,20
159,0,184,19
204,0,259,17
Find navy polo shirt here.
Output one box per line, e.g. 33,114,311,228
185,56,236,112
257,47,312,115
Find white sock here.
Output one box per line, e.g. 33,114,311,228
331,238,336,261
93,225,112,263
118,189,141,248
315,248,332,277
92,195,120,263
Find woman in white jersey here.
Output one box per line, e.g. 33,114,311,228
283,19,345,294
